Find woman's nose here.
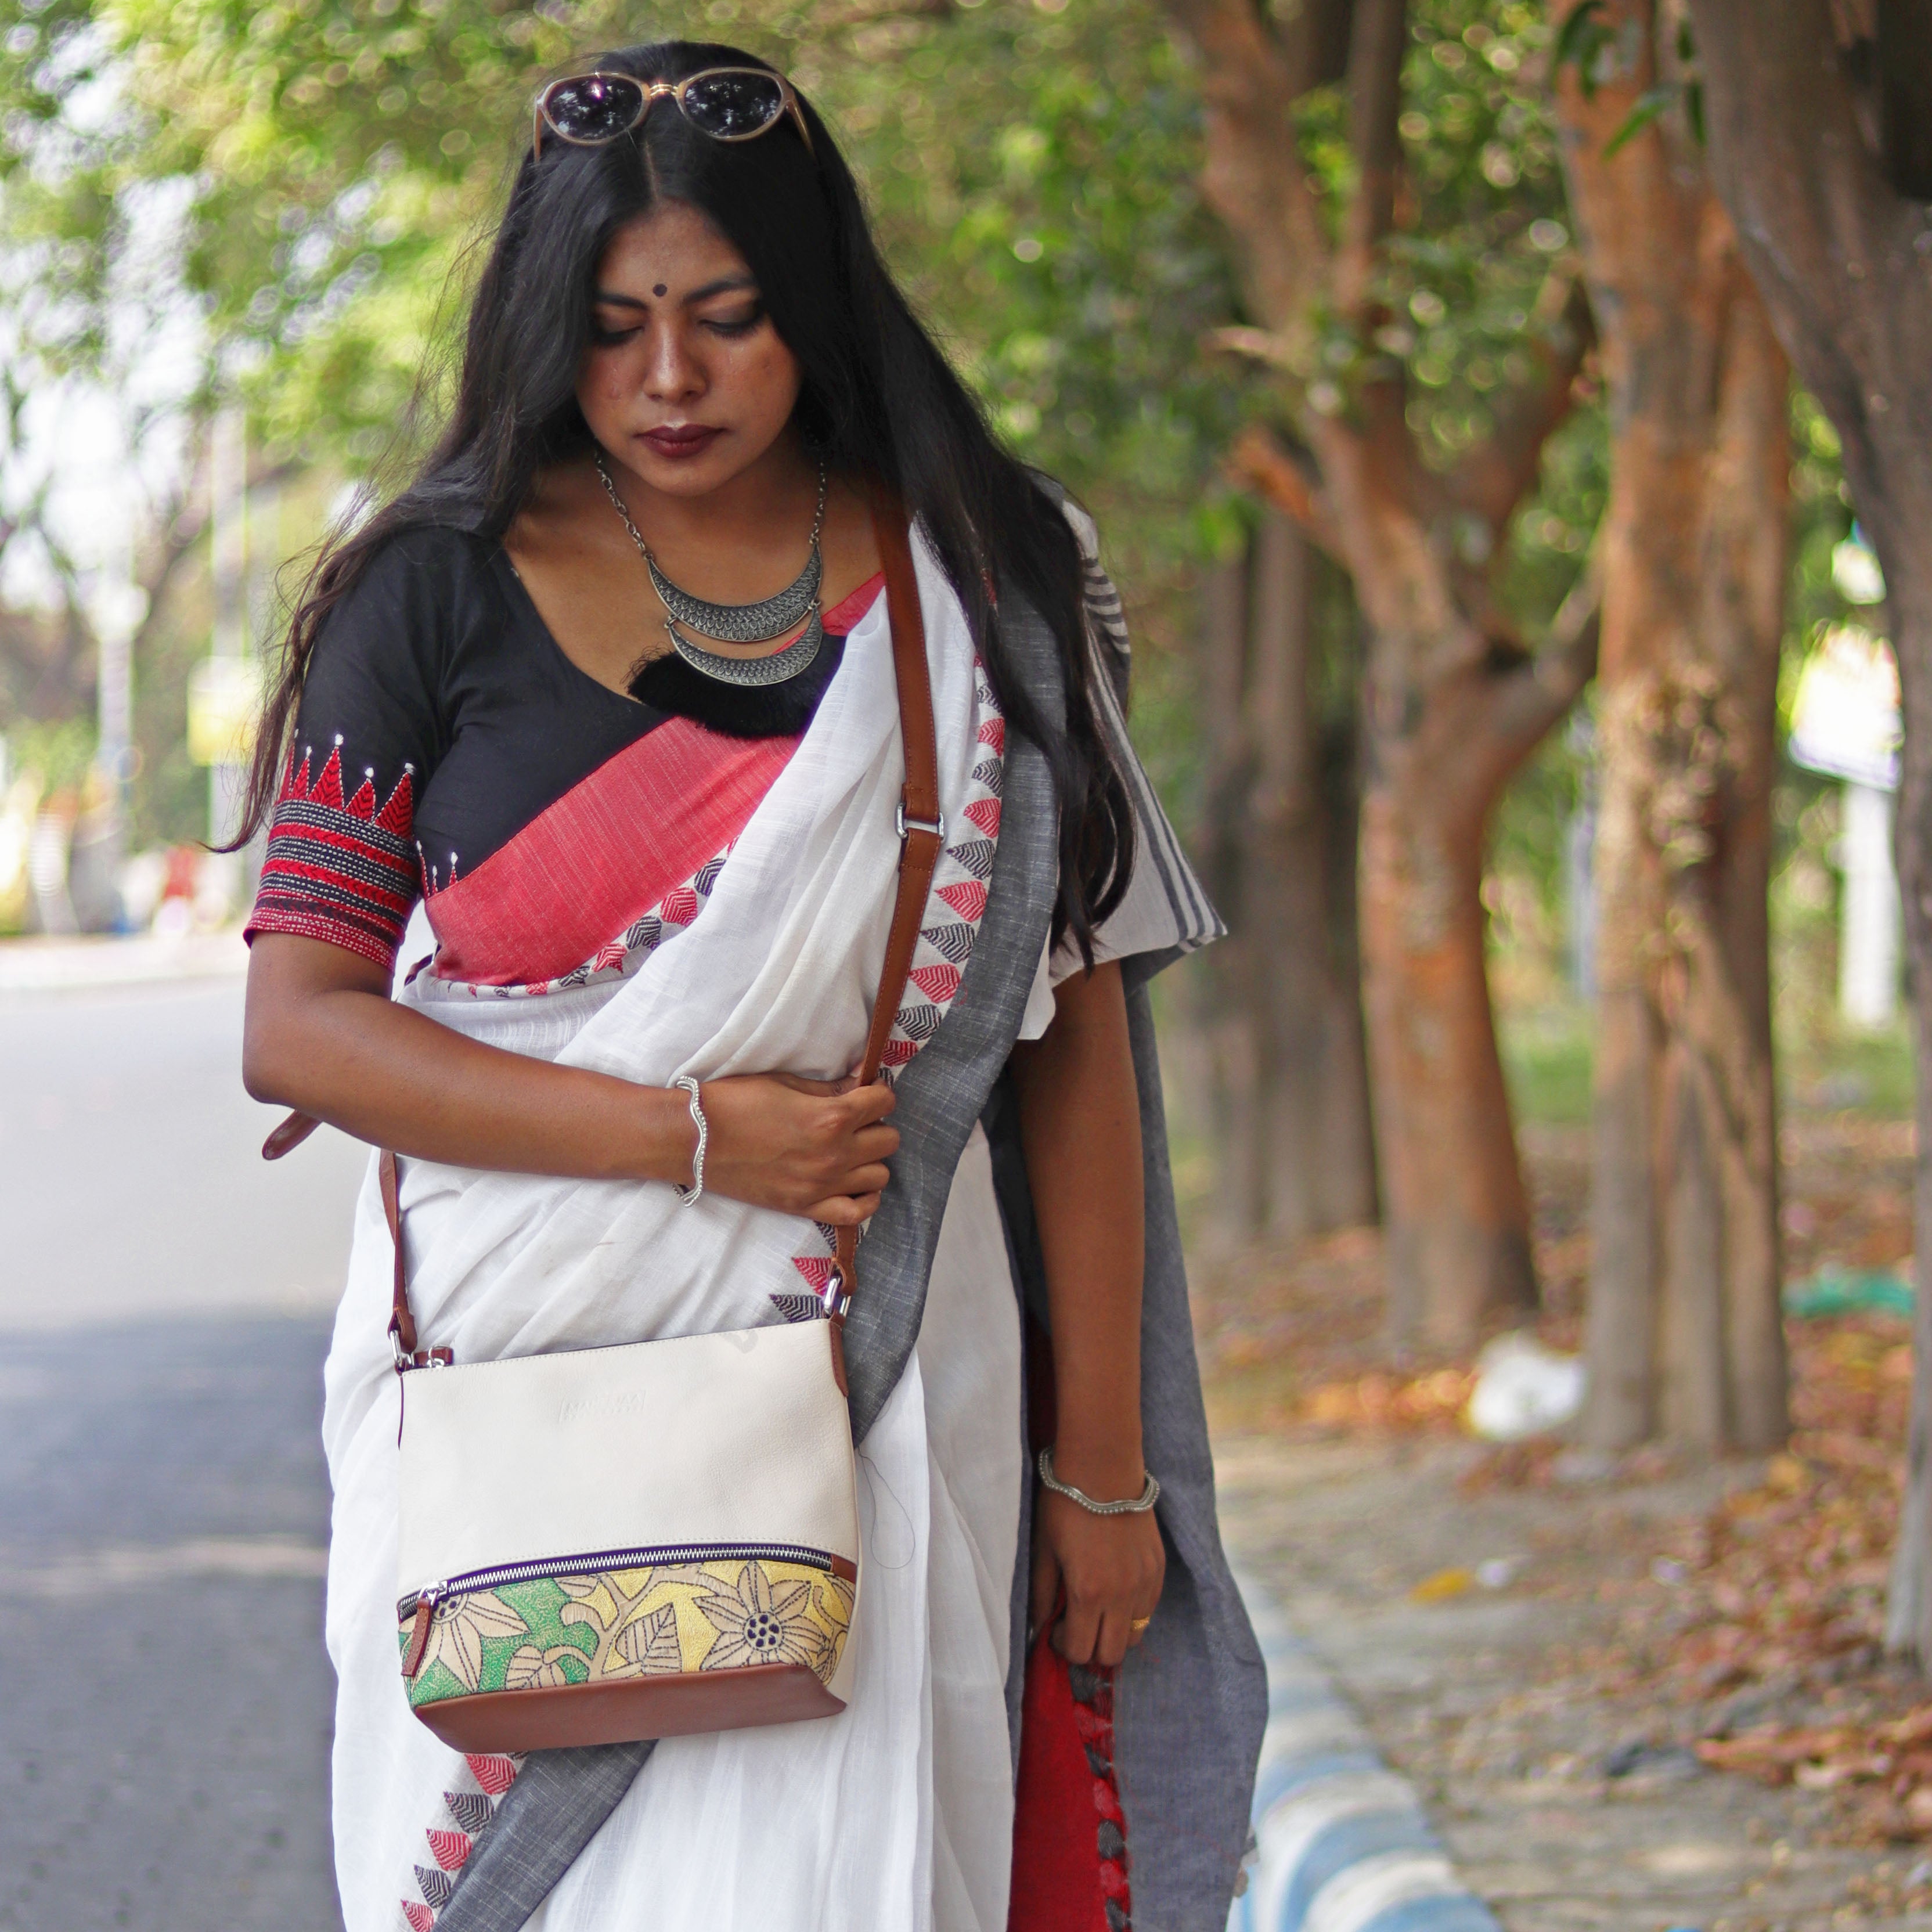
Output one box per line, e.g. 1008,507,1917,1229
641,323,705,405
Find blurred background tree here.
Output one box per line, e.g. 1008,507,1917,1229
1553,0,1790,1458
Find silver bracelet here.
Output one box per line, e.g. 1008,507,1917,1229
1037,1447,1159,1516
672,1076,707,1206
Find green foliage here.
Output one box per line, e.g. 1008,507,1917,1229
1552,3,1703,154
3,714,96,790
1304,9,1575,478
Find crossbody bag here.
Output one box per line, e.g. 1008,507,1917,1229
386,504,943,1753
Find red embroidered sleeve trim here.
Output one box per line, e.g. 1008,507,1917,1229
244,740,419,969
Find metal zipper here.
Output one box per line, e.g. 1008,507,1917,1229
397,1540,839,1627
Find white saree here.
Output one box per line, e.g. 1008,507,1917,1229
323,538,1026,1932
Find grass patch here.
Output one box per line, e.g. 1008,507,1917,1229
1499,1002,1593,1126
1783,1022,1915,1120
1497,1000,1916,1129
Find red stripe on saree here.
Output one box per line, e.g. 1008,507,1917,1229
426,719,798,986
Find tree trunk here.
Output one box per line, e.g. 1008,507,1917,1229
1683,0,1932,1648
1194,549,1267,1240
1358,723,1536,1345
1166,0,1601,1346
1248,513,1378,1237
1346,547,1599,1343
1192,512,1377,1247
1555,0,1790,1454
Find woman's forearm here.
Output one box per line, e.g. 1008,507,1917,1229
244,936,699,1181
244,933,900,1219
1010,958,1147,1497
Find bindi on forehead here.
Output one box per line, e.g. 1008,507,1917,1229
653,283,667,297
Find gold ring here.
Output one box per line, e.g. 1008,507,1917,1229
1129,1616,1152,1634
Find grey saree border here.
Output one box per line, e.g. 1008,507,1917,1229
431,1742,654,1932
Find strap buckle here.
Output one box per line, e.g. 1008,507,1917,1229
390,1315,452,1374
896,798,945,845
820,1264,853,1321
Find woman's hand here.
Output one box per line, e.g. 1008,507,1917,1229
697,1073,899,1224
1030,1480,1166,1668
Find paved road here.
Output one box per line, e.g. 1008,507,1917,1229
0,971,366,1931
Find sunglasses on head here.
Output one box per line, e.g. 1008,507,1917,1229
532,66,814,161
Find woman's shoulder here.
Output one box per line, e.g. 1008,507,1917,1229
338,519,499,609
308,522,499,674
1022,467,1103,564
295,523,508,764
1022,470,1127,685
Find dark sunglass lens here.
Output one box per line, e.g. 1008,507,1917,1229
680,72,785,138
545,75,644,142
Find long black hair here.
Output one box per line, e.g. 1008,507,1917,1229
240,39,1133,953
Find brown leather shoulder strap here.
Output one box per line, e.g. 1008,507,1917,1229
380,1148,416,1358
832,500,943,1313
855,499,942,1087
384,499,940,1346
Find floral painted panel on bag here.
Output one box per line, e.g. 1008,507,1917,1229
398,1557,856,1707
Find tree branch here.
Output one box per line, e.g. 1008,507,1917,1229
125,446,304,673
1278,0,1355,93
1161,0,1331,331
1337,0,1408,315
1202,323,1300,370
818,0,956,29
1224,424,1347,561
1490,555,1602,753
1446,274,1597,535
1877,0,1932,198
1686,0,1931,532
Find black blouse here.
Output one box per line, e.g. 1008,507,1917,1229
244,525,871,971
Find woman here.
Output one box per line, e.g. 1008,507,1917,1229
240,40,1261,1932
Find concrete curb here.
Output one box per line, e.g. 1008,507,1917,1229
1227,1567,1500,1932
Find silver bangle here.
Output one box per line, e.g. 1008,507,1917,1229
1037,1447,1159,1516
672,1076,707,1206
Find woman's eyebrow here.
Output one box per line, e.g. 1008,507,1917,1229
593,275,759,311
683,275,759,305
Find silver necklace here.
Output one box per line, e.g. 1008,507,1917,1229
595,449,828,687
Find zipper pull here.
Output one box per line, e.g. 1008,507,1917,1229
401,1583,442,1679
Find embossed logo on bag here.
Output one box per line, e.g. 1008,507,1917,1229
557,1391,655,1425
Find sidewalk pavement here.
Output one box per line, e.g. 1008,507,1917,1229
1214,1428,1930,1932
0,931,248,995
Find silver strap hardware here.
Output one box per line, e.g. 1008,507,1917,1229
896,798,945,845
819,1265,853,1321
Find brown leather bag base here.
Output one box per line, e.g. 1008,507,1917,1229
415,1660,844,1753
